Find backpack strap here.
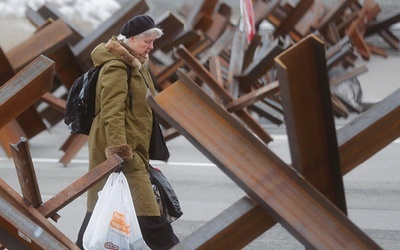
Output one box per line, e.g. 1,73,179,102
126,64,133,109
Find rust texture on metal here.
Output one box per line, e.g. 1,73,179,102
37,154,123,218
171,81,399,249
0,135,123,249
337,88,400,174
275,34,347,213
10,137,43,208
148,69,380,249
175,45,273,144
6,19,73,71
173,196,275,250
0,55,55,129
73,0,149,71
0,179,79,250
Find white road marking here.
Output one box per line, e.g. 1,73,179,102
1,136,398,165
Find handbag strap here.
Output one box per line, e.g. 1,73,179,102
138,70,150,89
138,70,170,161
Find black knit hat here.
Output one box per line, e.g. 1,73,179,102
120,14,156,38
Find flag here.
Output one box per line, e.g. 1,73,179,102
240,0,256,44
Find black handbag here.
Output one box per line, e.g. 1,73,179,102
149,165,183,223
138,70,170,161
149,112,170,161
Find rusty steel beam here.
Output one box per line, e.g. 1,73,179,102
226,29,245,98
184,0,219,30
73,0,149,71
0,200,68,250
275,34,347,213
155,38,212,85
316,0,358,31
0,47,14,85
173,84,400,249
148,69,381,249
0,179,78,250
1,134,122,248
0,55,54,129
253,0,281,27
0,121,26,159
168,31,398,248
337,88,400,175
173,196,276,250
329,64,368,87
249,101,284,125
48,45,83,90
175,45,273,145
36,2,85,45
365,9,400,36
10,137,61,222
202,11,231,42
241,34,261,71
225,81,279,113
176,45,232,102
349,29,371,60
37,154,123,218
40,92,67,113
59,134,88,166
10,138,43,208
378,29,400,50
152,12,184,52
159,30,202,54
199,26,236,65
16,106,47,139
273,0,315,39
234,43,284,90
6,19,73,71
25,6,47,27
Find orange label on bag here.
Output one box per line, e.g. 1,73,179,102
110,211,130,235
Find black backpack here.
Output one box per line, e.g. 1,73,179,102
64,63,132,135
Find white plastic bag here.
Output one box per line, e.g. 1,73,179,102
83,172,144,250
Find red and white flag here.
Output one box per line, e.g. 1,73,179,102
240,0,255,44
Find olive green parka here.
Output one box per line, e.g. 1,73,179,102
86,36,160,217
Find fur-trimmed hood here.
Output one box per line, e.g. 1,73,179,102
91,36,148,69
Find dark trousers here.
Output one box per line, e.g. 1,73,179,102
76,212,179,250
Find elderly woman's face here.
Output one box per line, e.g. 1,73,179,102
128,33,157,57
